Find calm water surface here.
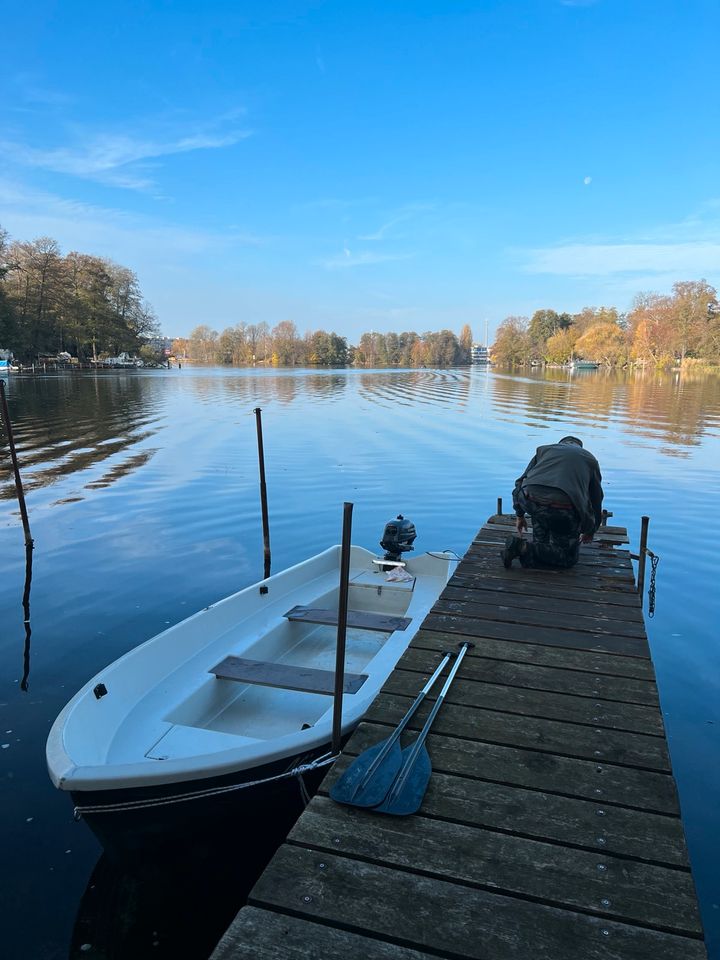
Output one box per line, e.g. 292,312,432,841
1,366,719,958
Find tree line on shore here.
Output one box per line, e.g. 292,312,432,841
0,226,159,362
492,281,720,368
174,323,475,367
4,226,718,371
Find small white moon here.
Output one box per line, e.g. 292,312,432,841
583,176,592,185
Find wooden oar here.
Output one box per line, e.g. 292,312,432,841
373,641,473,816
329,652,453,808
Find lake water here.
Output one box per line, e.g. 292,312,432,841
1,366,719,959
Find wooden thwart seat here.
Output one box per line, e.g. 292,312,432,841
283,605,411,632
210,655,368,695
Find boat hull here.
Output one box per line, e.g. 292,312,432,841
70,744,336,860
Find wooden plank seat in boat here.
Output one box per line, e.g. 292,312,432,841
283,605,412,632
210,655,369,695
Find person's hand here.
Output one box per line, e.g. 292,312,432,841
516,516,527,534
580,533,593,544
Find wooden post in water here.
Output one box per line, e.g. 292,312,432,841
332,502,353,756
253,407,271,580
637,515,650,598
0,380,34,550
497,497,503,516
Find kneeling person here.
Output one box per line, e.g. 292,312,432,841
502,436,603,569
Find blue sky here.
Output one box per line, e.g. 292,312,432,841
1,0,719,341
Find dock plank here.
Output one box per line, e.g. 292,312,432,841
403,639,660,702
381,668,664,735
249,846,706,960
421,611,650,658
412,629,658,683
213,908,433,960
318,761,689,866
433,593,647,638
365,692,671,771
449,571,642,607
344,722,681,814
289,798,702,934
440,582,646,623
212,517,707,960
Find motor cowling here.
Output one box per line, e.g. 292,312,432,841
380,514,417,562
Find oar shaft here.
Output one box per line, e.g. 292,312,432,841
385,642,472,803
353,652,452,794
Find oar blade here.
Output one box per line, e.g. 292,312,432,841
329,739,402,808
373,744,432,817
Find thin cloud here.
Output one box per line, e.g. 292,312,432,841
318,250,413,270
524,241,720,276
359,215,408,241
11,72,74,106
358,204,436,241
0,128,252,191
0,178,264,256
293,196,377,212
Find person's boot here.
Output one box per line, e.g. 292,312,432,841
501,535,524,568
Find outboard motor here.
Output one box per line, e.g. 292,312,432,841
380,514,417,562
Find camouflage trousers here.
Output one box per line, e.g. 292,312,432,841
523,502,581,569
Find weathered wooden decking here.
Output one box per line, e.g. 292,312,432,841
213,516,707,960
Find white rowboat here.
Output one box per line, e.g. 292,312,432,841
47,544,451,852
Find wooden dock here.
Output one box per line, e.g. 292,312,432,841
213,515,707,960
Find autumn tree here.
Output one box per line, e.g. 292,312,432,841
397,332,419,366
1,231,158,361
670,280,717,361
271,320,303,365
217,324,249,364
188,324,218,362
172,337,189,358
627,293,675,365
384,331,401,365
246,321,270,362
572,306,621,334
459,323,473,363
528,309,571,359
574,322,628,366
305,330,348,365
544,327,578,364
491,316,531,364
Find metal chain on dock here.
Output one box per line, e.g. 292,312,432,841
72,752,337,818
647,550,660,618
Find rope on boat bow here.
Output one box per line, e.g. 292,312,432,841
72,752,337,819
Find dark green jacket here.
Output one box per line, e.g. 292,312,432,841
513,443,604,535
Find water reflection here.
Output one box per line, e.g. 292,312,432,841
188,369,350,408
0,374,164,501
357,369,473,410
20,542,32,691
489,367,720,454
68,824,292,960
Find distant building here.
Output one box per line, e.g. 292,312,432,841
146,336,174,357
471,343,491,364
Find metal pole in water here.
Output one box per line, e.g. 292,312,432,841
637,515,650,598
253,407,271,580
0,380,33,550
332,502,353,756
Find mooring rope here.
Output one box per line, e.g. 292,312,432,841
72,752,337,819
647,550,660,618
